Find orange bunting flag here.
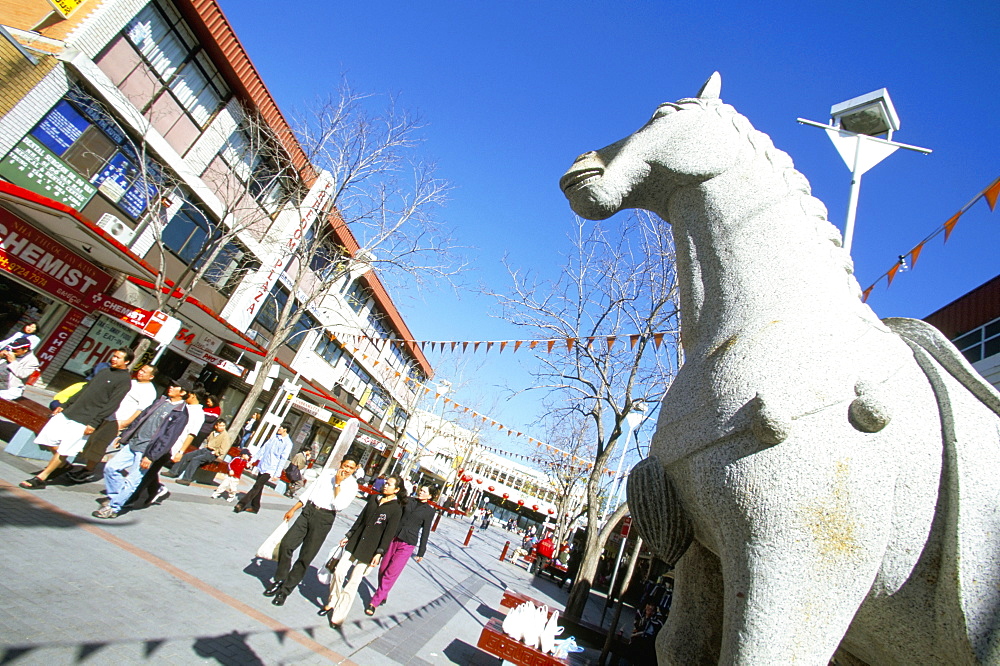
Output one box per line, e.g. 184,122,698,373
486,342,494,353
451,342,457,351
423,387,431,394
909,242,925,269
547,340,556,353
462,342,469,353
887,263,901,286
630,334,640,349
586,337,596,349
984,177,1000,211
507,430,513,436
500,341,507,353
943,213,961,243
862,286,874,303
566,338,575,352
442,397,451,404
514,340,523,352
606,336,616,352
473,342,481,352
529,340,539,349
653,332,664,349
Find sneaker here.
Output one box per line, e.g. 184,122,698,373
210,493,222,499
92,506,119,519
151,486,170,505
226,495,236,502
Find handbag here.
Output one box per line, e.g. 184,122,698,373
255,518,290,560
325,544,345,572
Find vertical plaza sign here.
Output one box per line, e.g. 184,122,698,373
0,208,112,310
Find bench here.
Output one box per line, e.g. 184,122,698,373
477,617,570,666
0,397,52,433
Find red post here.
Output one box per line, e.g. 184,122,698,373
432,512,442,532
463,524,475,547
499,541,511,562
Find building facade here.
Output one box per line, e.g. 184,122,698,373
924,274,1000,391
0,0,431,463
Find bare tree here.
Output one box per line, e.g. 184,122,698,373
491,211,680,619
532,415,593,549
224,80,460,444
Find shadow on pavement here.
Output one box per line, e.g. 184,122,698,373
443,638,501,665
193,630,265,665
0,486,134,529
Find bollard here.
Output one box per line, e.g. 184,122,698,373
432,512,442,532
463,524,475,547
499,541,511,562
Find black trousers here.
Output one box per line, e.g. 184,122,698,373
241,472,270,511
275,503,336,594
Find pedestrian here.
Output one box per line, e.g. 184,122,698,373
367,484,436,615
0,320,40,352
238,411,261,450
372,475,386,493
287,448,312,497
235,424,292,514
164,418,231,484
127,385,205,507
0,338,39,400
189,394,221,449
65,364,158,484
264,455,359,607
93,379,190,519
212,449,250,501
532,531,556,575
19,348,133,489
320,475,405,626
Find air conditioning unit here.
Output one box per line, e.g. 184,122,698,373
97,213,135,245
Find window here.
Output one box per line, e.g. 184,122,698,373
198,240,258,296
220,130,291,212
391,403,408,431
367,311,392,350
126,2,229,129
161,201,214,264
366,385,389,419
287,311,319,351
253,284,291,334
953,317,1000,364
315,333,344,366
345,280,370,314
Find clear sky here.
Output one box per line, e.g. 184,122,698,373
218,0,998,465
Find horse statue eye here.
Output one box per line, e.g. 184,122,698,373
651,105,679,121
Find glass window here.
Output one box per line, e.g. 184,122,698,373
254,284,291,334
161,201,212,264
287,311,319,351
315,333,344,366
345,280,370,313
197,240,259,296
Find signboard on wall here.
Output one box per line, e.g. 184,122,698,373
64,316,138,376
35,309,88,371
0,136,97,210
0,208,113,311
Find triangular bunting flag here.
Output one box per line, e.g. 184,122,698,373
984,177,1000,211
486,341,494,353
451,342,457,351
586,337,596,349
462,342,469,353
500,341,507,353
630,334,640,349
909,242,925,269
887,263,901,286
547,340,556,353
943,213,961,243
862,285,874,303
514,340,523,352
606,336,616,352
474,342,481,352
566,338,575,352
529,340,539,349
653,332,664,349
423,387,431,394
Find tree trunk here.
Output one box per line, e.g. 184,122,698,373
564,500,629,619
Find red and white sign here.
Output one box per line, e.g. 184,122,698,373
91,293,151,330
36,309,87,370
0,208,112,311
621,516,632,537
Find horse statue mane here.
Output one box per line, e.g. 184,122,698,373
561,72,1000,665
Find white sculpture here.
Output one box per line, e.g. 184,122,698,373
560,73,1000,665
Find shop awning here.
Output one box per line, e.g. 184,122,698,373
0,182,156,280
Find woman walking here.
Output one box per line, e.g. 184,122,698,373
367,485,436,615
320,475,405,626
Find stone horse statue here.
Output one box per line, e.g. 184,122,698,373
560,73,1000,665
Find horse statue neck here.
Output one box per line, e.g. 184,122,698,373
662,147,873,356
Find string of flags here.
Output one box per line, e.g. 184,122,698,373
862,176,1000,302
476,443,622,479
336,331,677,355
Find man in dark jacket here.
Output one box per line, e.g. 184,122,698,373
20,348,134,489
93,379,189,519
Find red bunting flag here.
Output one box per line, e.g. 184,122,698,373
984,177,1000,211
943,213,961,243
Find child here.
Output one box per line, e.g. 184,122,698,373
213,449,250,502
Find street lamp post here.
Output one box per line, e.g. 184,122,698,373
602,402,649,524
798,88,931,256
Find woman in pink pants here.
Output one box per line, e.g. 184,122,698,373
368,485,436,615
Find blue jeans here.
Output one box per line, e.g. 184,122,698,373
104,447,145,511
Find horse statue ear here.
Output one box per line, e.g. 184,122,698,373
697,72,722,100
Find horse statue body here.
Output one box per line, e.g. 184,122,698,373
560,73,1000,665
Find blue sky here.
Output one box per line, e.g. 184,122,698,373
218,0,998,463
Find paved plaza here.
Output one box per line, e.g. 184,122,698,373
0,442,623,665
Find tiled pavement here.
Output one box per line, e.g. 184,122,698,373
0,441,625,665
